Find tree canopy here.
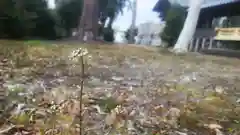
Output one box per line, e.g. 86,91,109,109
0,0,57,39
0,0,129,41
161,4,186,47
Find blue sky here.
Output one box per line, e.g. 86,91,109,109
48,0,161,31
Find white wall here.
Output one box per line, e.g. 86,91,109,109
135,22,164,46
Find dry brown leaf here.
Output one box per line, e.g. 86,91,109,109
154,104,168,116
114,119,125,129
166,107,181,128
128,109,137,118
82,94,95,104
105,105,127,129
105,110,117,126
82,94,91,104
204,123,222,129
215,86,224,94
92,105,106,114
115,92,128,104
215,129,224,135
125,94,138,102
66,100,82,116
167,107,181,118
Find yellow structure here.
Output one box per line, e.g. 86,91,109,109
214,28,240,41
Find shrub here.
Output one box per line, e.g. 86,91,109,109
124,28,138,43
103,27,115,42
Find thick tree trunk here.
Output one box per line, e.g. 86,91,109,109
78,0,99,41
92,0,99,40
173,0,204,53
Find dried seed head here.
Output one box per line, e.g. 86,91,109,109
114,105,123,114
50,105,57,110
114,105,128,116
69,48,89,59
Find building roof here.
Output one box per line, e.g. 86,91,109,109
153,0,240,11
153,0,240,20
201,0,240,9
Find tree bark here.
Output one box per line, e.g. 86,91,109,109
173,0,204,53
92,0,99,40
129,0,137,44
78,0,99,41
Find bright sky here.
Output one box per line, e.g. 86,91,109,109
113,0,160,31
113,0,161,42
48,0,55,9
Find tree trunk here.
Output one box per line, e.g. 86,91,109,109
92,0,99,40
78,0,99,41
129,0,137,44
77,0,87,40
173,0,204,53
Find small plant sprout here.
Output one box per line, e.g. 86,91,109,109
69,47,90,135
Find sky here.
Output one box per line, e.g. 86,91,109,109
112,0,160,31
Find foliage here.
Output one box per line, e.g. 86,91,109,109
55,0,83,37
0,0,57,39
161,4,186,47
0,0,129,40
103,27,115,42
124,28,138,43
99,0,129,28
153,0,171,20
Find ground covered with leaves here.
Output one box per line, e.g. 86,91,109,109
0,40,240,135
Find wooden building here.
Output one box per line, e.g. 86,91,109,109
153,0,240,52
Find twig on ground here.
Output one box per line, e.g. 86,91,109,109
0,125,16,134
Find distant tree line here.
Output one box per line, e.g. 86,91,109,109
0,0,129,41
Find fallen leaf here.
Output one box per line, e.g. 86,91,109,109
166,107,181,128
205,123,222,129
215,86,224,94
215,129,224,135
105,110,117,126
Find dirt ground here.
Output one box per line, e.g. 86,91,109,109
0,40,240,135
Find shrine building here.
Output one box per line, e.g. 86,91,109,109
153,0,240,52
